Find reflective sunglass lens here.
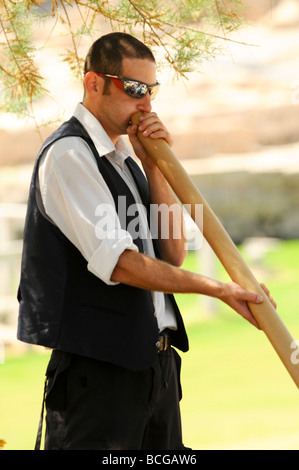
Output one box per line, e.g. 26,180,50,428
123,80,147,98
149,85,159,100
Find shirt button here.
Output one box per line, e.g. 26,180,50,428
155,341,161,349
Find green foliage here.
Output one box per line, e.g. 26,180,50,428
0,1,46,116
0,0,247,124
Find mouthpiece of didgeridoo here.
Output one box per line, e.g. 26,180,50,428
131,111,299,389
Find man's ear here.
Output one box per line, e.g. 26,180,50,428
84,72,101,97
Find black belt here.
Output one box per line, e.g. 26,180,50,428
156,329,172,352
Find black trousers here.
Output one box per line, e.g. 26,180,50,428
44,347,185,450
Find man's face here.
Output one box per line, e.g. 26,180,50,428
96,57,157,139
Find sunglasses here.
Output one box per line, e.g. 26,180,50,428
86,72,160,100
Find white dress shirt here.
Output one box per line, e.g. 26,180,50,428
38,103,177,332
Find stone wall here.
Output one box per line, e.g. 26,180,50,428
171,105,299,160
190,170,299,243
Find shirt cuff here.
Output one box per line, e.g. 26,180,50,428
87,229,139,285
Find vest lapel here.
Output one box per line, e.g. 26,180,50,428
125,156,162,260
125,157,150,208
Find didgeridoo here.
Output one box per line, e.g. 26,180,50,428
131,111,299,389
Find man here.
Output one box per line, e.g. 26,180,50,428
17,32,274,450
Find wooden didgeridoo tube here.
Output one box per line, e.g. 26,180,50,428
131,111,299,389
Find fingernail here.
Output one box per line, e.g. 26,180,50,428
257,295,263,302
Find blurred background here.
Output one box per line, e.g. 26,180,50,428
0,0,299,450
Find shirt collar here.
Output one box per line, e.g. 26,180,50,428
73,102,131,169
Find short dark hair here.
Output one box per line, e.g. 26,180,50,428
84,32,155,94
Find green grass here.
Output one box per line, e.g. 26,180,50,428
178,238,299,450
0,350,50,450
1,239,299,450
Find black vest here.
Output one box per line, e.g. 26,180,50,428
17,117,188,370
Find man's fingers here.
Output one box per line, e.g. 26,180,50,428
260,282,270,296
261,283,277,309
137,113,173,147
242,307,261,330
244,291,264,304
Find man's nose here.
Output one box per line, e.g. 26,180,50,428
136,93,152,113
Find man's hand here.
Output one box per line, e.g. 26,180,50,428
219,281,277,330
127,112,173,171
135,112,173,146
